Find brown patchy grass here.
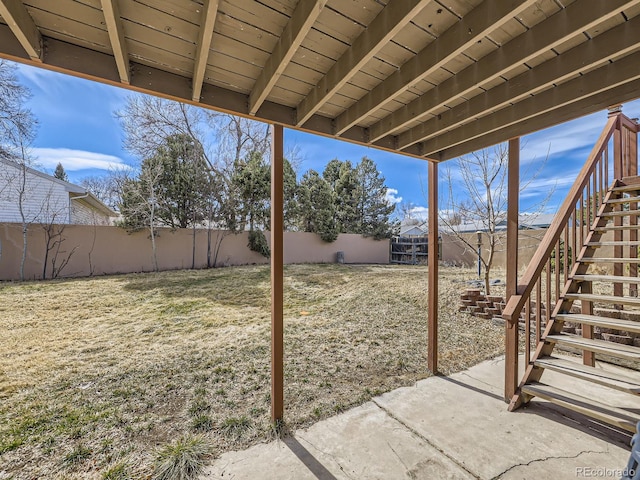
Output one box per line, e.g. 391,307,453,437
0,264,504,479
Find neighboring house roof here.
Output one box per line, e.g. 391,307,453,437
445,213,557,233
399,222,427,236
0,158,117,218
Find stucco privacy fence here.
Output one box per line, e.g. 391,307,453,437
0,223,390,281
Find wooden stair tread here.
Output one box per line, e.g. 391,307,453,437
580,257,640,263
555,313,640,334
564,292,640,306
601,209,640,217
572,274,640,283
607,195,640,204
545,334,640,360
587,241,640,247
521,382,640,432
534,356,640,394
611,183,640,193
595,225,640,231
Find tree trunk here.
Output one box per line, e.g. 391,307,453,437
191,223,196,269
20,224,27,281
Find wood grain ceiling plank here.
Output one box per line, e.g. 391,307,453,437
27,9,109,51
295,0,430,126
326,0,384,25
514,0,560,28
394,14,640,151
437,77,640,161
334,0,539,136
0,0,41,60
420,49,640,156
100,0,130,83
218,1,288,36
369,0,638,143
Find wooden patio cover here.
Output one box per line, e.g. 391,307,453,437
3,0,640,420
1,0,640,161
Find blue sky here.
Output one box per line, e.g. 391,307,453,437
13,60,640,217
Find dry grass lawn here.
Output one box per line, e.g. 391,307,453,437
0,264,505,479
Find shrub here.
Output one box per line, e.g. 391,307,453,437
153,435,211,480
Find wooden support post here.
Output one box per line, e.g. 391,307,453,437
428,161,438,374
270,124,284,423
630,120,639,297
613,111,624,304
582,281,595,366
505,137,520,402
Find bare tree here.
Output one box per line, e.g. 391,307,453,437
79,168,131,211
0,60,36,161
440,143,552,293
119,158,164,271
0,60,38,280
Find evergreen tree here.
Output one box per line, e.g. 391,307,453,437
119,134,211,230
355,157,397,239
232,150,271,232
231,150,271,256
54,162,68,182
283,158,299,230
322,158,342,189
152,133,211,228
298,170,338,242
323,160,361,233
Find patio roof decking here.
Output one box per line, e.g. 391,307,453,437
1,0,640,161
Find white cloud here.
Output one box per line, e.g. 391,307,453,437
408,206,428,220
31,148,131,172
385,188,402,204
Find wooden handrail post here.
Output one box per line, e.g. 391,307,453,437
428,161,438,373
505,137,519,402
611,105,623,179
271,124,284,423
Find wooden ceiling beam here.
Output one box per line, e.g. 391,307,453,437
437,77,640,161
100,0,130,84
333,0,538,136
419,50,640,157
295,0,429,126
0,0,41,61
250,0,327,116
395,14,640,151
192,0,220,102
0,27,426,160
370,0,638,144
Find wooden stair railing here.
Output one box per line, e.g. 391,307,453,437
502,110,640,430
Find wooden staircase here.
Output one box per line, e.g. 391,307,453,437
503,110,640,433
512,179,640,432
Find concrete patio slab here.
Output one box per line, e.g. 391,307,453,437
202,355,636,479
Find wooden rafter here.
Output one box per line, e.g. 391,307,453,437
0,0,41,61
295,0,429,126
100,0,130,84
437,77,640,161
396,13,640,152
422,50,640,158
371,0,639,144
333,0,538,136
250,0,327,116
192,0,220,102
